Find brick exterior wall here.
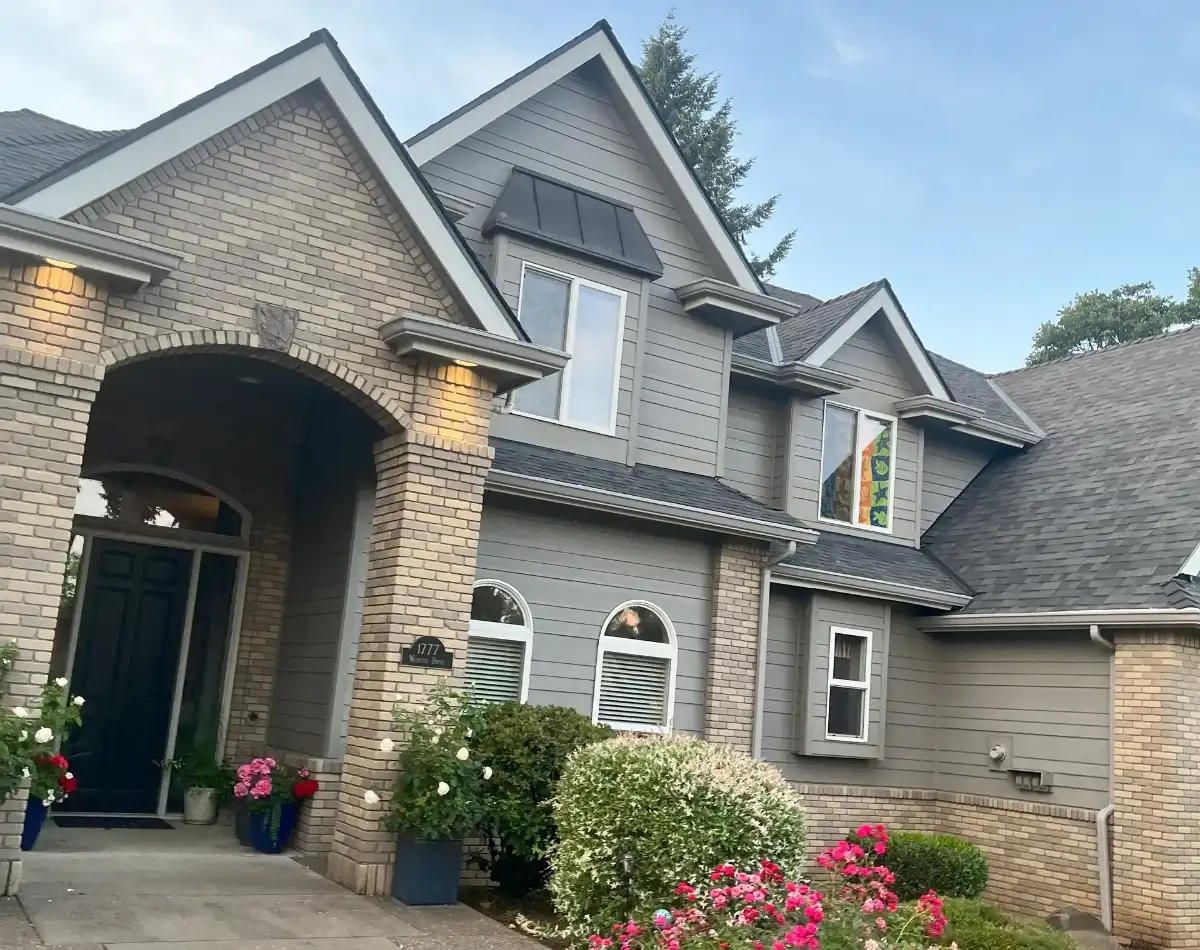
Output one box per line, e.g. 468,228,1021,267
272,750,343,854
704,540,766,750
1111,631,1200,948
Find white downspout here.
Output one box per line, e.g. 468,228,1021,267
1090,623,1115,932
751,540,797,760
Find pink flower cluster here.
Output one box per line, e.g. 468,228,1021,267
234,756,277,799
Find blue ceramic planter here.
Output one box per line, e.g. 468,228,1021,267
391,835,463,905
246,802,297,853
21,798,47,852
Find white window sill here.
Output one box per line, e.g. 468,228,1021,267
817,515,894,537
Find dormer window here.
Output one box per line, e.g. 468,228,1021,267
512,263,626,435
819,403,895,532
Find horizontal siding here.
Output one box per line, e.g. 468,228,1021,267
935,633,1110,809
723,384,784,502
920,433,997,533
475,500,713,733
789,318,922,544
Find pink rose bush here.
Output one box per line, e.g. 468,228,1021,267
588,825,950,950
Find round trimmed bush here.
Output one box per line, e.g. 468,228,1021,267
549,734,807,934
884,831,989,901
935,897,1075,950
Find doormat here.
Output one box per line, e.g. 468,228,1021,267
53,816,174,830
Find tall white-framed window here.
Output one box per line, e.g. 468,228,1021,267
511,262,627,435
464,580,533,704
818,402,897,534
592,601,677,733
825,626,871,742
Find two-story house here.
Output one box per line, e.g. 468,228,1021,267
2,20,1198,949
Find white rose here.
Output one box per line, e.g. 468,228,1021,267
21,768,29,779
34,727,53,744
19,731,26,741
363,790,380,805
12,707,27,719
55,677,68,688
455,746,469,761
379,737,395,753
73,696,85,707
436,781,450,796
466,728,473,738
64,772,73,780
482,766,493,780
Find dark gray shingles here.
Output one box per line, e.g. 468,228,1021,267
773,280,885,362
929,352,1036,436
0,109,120,197
783,530,970,597
490,438,807,531
764,283,822,312
924,326,1200,613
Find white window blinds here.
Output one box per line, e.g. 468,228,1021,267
464,636,526,705
596,651,670,729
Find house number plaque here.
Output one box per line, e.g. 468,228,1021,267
401,635,453,670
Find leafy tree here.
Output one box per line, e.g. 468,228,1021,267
638,12,794,278
1027,267,1200,365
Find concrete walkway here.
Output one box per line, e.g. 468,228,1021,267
0,827,536,950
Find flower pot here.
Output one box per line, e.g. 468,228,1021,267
391,835,463,905
233,797,252,845
246,802,297,854
183,786,219,825
21,798,48,852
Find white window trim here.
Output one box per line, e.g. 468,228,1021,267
817,401,898,536
592,600,678,734
825,626,872,743
511,261,627,436
467,579,534,703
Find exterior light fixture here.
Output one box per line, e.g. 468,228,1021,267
44,258,78,269
453,359,478,368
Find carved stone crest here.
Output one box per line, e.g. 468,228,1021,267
254,303,299,351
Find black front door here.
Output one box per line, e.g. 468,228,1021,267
60,539,193,813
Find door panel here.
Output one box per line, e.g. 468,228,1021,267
61,539,193,813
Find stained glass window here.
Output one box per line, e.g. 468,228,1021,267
818,405,895,532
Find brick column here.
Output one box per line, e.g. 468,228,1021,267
0,345,102,893
1111,631,1200,948
326,427,491,895
703,540,766,751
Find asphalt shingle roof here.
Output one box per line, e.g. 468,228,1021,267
769,280,886,363
782,530,971,598
924,327,1200,613
929,352,1036,437
490,438,808,533
0,109,121,198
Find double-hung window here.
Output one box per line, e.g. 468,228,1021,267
826,627,871,741
512,263,626,434
819,403,896,532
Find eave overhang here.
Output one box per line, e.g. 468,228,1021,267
677,278,794,337
730,353,860,396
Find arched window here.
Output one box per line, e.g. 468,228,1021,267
592,601,677,733
74,468,246,538
464,580,533,704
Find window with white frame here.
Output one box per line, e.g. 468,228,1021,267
819,403,896,532
592,601,677,732
512,263,627,434
464,581,533,704
826,627,871,741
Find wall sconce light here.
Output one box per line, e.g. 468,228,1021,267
453,359,478,368
44,258,78,270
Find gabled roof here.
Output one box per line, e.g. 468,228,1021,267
929,352,1042,440
5,31,526,342
924,326,1200,613
406,20,763,294
0,110,121,197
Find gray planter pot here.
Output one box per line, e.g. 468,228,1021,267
183,786,219,825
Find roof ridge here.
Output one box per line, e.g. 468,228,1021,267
990,321,1200,378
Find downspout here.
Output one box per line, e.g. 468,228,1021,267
1090,623,1115,932
752,540,797,760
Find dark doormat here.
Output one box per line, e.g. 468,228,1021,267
53,816,174,830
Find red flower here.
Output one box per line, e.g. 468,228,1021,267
58,774,78,795
292,779,319,799
49,753,68,769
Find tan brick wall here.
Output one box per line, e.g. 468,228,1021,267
0,330,104,893
793,785,1099,921
1111,631,1200,949
0,261,109,359
704,540,765,750
272,750,342,854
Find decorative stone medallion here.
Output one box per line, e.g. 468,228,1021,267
254,303,299,351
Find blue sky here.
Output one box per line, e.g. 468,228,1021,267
4,0,1198,371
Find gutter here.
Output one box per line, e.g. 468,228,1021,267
918,607,1200,633
771,563,971,610
1090,624,1115,933
751,541,797,760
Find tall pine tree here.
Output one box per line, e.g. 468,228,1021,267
638,12,794,278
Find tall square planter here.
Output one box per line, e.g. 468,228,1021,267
391,835,463,905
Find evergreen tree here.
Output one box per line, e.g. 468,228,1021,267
638,12,794,279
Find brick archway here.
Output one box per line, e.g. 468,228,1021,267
100,329,412,434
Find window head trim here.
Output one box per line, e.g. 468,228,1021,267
468,579,534,703
825,625,872,743
510,261,628,437
817,401,898,536
592,599,678,733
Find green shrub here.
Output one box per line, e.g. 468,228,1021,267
549,734,807,935
883,830,989,901
473,702,611,896
936,897,1076,950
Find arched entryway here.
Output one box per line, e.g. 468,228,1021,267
48,346,389,821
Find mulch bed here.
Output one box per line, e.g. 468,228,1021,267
460,887,570,949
